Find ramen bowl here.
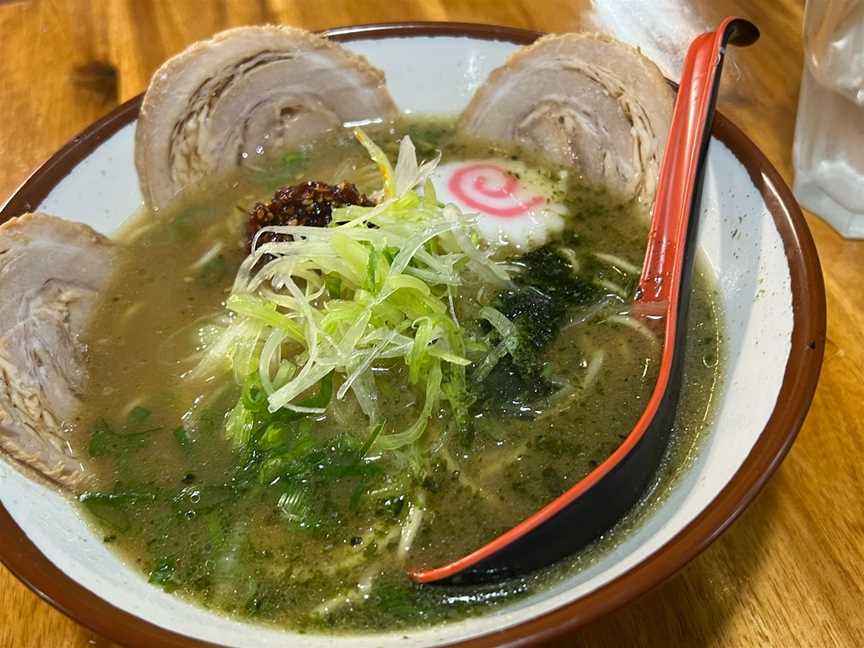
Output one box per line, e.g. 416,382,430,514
0,23,824,648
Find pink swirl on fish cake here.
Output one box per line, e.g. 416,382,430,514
448,163,545,217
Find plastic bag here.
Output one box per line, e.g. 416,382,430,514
793,0,864,238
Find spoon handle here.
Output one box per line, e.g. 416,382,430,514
637,17,760,313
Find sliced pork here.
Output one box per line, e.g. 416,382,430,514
458,33,674,206
0,213,115,490
135,25,399,210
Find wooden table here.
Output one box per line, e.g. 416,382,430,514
1,1,862,646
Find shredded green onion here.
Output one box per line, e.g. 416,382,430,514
193,129,511,452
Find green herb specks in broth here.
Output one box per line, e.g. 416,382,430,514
73,117,724,633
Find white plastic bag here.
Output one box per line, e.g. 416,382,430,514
793,0,864,238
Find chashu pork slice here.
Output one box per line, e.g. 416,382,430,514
135,25,399,210
458,33,674,206
0,213,115,490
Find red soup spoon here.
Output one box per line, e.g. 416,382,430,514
413,17,760,585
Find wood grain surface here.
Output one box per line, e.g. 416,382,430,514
1,1,862,646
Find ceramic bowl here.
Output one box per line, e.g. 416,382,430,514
0,22,824,648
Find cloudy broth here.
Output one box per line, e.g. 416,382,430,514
72,118,724,632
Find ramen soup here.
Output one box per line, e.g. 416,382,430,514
73,118,724,632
